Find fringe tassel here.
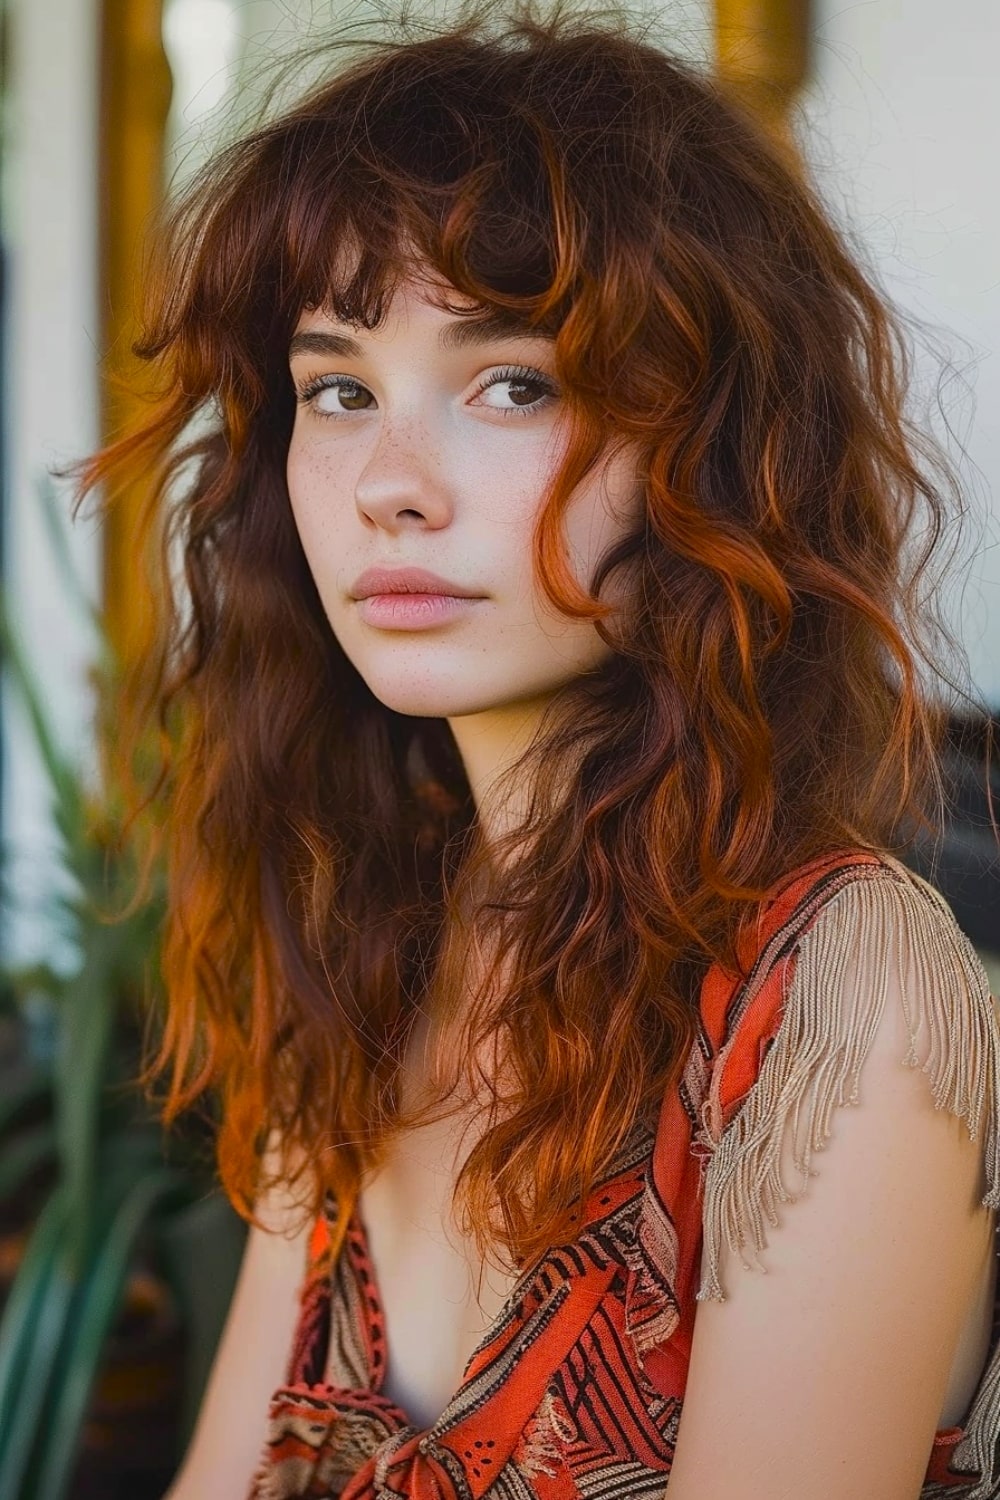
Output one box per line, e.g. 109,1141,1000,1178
936,1339,1000,1498
696,863,1000,1308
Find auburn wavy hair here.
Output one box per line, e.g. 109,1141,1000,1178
70,0,967,1274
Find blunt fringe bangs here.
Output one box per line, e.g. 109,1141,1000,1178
70,0,970,1272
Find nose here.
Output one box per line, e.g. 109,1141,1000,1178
353,414,454,533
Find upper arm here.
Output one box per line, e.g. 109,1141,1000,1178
666,871,999,1500
163,1151,317,1500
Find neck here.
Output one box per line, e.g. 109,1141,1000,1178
447,692,557,851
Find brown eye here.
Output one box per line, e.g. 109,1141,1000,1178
295,375,375,417
330,380,372,412
472,366,558,420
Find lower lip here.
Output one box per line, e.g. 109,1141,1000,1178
355,593,485,629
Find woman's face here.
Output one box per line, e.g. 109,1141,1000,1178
286,273,641,720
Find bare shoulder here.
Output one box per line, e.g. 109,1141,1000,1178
666,859,999,1500
698,855,1000,1295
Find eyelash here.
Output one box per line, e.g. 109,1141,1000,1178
292,364,558,421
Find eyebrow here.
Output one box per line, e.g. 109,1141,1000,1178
288,310,554,362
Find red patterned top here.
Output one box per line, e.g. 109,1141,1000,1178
250,851,1000,1499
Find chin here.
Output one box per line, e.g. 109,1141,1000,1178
363,675,507,719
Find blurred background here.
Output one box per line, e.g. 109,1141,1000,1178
0,1,996,1495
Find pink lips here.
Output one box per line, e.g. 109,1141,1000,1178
349,566,487,631
356,594,482,629
350,566,483,599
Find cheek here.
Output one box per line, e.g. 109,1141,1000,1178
286,444,344,561
563,461,641,576
286,435,326,515
284,457,353,643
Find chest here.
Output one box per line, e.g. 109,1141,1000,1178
352,1007,522,1430
356,1117,520,1429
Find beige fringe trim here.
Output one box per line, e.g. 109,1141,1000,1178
939,1341,1000,1498
696,861,1000,1307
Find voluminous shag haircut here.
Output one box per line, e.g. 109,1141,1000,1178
72,0,969,1271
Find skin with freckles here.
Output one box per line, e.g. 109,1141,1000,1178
286,273,642,840
284,272,650,1425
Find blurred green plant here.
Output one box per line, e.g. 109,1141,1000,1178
0,477,243,1500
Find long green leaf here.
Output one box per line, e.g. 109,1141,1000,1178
0,1259,76,1500
0,1187,69,1456
32,1168,189,1500
0,599,82,850
55,936,118,1271
33,477,104,644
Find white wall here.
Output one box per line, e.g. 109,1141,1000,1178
0,0,102,972
797,0,1000,709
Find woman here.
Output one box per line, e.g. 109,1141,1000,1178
73,3,1000,1496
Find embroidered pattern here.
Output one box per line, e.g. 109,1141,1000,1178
249,851,1000,1499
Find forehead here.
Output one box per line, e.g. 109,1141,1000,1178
293,271,472,333
290,269,556,356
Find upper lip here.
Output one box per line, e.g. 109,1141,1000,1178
350,567,484,599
